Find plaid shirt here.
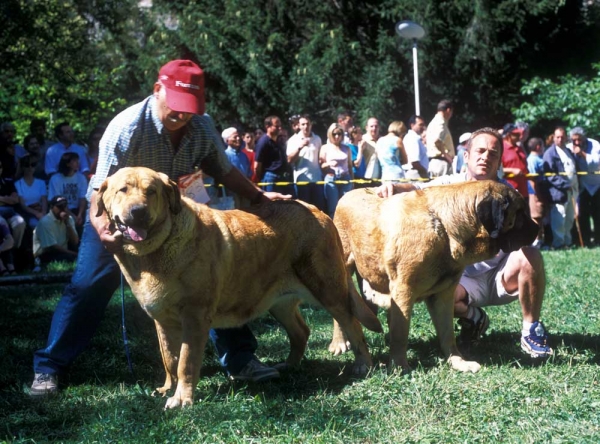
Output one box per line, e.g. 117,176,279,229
89,95,231,200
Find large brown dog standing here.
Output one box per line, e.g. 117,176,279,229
328,181,538,372
96,167,382,409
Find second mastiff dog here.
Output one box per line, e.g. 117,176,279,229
328,181,538,373
96,167,382,409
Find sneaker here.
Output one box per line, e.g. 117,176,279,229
229,359,280,382
30,373,58,396
457,307,490,345
521,321,553,358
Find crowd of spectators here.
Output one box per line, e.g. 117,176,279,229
2,102,599,275
0,120,105,274
217,102,598,250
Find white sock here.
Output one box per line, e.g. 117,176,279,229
467,306,482,324
522,321,534,337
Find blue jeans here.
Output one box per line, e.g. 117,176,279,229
295,181,325,212
261,171,296,197
324,174,353,219
33,218,258,376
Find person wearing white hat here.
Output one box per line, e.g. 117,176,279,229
453,132,472,174
222,127,251,181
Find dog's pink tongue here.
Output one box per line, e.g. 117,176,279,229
126,227,147,242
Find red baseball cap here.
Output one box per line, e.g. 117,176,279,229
158,60,205,115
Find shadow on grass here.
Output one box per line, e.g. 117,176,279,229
456,330,600,368
327,328,600,376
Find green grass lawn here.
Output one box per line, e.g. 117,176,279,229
1,249,599,443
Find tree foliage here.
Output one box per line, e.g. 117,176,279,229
145,0,600,134
2,0,600,142
0,0,144,138
514,63,600,138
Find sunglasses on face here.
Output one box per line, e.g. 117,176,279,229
332,132,343,136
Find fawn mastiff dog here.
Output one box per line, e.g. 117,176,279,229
328,181,538,373
96,167,382,409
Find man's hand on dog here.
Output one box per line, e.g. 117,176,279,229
98,223,124,254
90,189,124,253
376,182,417,198
264,191,292,200
376,183,396,198
255,191,292,204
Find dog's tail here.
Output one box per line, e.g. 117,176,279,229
348,277,383,332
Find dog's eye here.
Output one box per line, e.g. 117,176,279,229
119,186,127,193
146,187,156,196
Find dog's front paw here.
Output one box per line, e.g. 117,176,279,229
152,386,171,397
164,394,193,409
328,340,351,355
448,355,481,373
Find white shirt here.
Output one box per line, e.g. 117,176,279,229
402,129,429,171
15,178,47,207
286,132,323,182
567,138,600,195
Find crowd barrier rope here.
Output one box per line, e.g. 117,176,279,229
204,170,600,188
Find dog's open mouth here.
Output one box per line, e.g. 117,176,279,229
114,217,148,242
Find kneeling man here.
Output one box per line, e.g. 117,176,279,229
378,127,552,358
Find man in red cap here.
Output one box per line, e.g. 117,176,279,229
31,59,289,397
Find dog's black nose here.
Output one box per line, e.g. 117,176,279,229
128,204,148,224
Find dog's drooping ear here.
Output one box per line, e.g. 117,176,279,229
95,180,109,217
476,191,509,239
159,172,182,214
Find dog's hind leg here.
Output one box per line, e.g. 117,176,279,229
388,285,415,372
329,319,350,356
328,273,356,356
325,302,374,375
329,275,383,356
299,244,374,374
425,291,481,373
269,298,310,367
153,320,182,397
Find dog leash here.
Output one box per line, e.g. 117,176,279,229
120,272,135,376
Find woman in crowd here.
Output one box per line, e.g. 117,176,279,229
242,131,257,182
48,152,87,230
22,134,47,181
15,155,48,229
348,126,367,180
376,120,408,180
319,123,354,218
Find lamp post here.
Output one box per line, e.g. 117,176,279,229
395,20,426,116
